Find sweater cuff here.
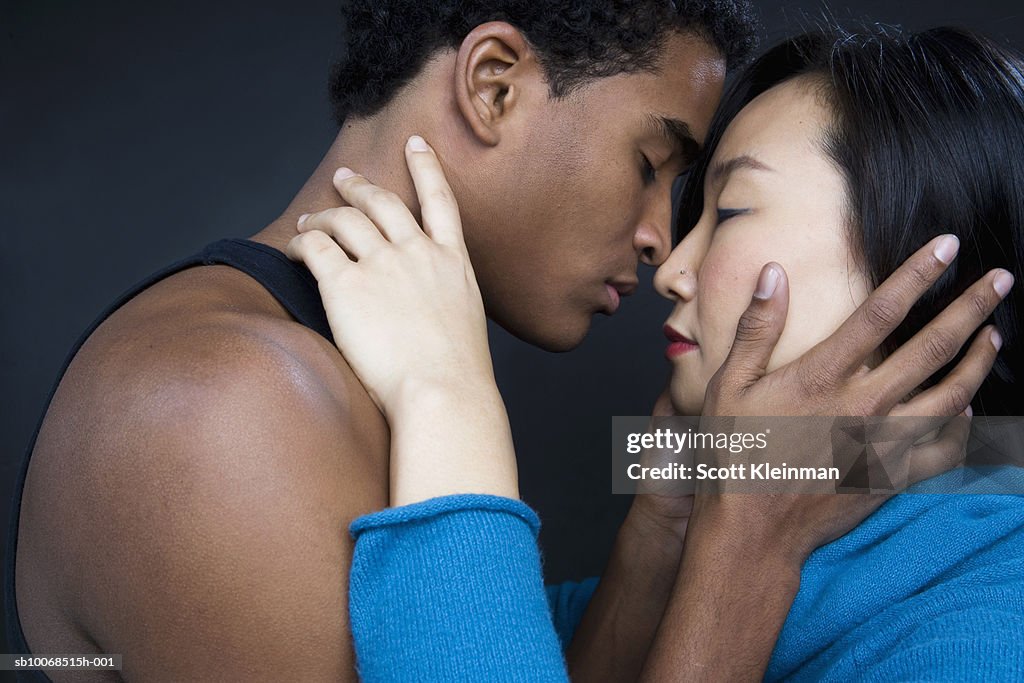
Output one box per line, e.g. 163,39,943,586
350,493,541,539
348,493,567,682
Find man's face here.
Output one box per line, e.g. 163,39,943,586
460,32,725,351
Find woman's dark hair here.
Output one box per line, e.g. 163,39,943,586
678,26,1024,415
327,0,759,126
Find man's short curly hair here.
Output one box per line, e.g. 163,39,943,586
327,0,760,126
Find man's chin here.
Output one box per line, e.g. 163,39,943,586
534,333,587,353
491,313,590,353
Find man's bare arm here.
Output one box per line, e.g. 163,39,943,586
565,504,685,682
48,323,388,681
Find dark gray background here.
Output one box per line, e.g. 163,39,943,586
2,0,1021,661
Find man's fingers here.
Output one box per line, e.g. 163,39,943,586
906,411,970,486
297,207,386,261
821,234,960,376
892,325,1002,418
331,168,423,243
404,136,466,249
285,229,353,284
713,263,790,393
872,270,1012,406
652,386,675,417
856,412,965,493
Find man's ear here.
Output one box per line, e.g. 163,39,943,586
454,22,541,146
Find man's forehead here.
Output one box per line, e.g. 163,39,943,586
561,34,724,143
598,55,724,147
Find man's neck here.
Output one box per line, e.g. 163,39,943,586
249,50,466,254
249,115,423,254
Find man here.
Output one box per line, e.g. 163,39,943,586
5,1,999,680
6,2,758,679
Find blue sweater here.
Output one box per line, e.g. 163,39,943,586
349,495,594,681
349,468,1024,681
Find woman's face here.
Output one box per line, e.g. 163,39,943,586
655,77,875,415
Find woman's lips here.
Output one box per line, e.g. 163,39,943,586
663,324,699,360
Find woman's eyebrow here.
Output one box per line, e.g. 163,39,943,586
646,114,701,163
709,154,775,185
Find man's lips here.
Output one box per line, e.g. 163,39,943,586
603,280,639,315
663,324,699,359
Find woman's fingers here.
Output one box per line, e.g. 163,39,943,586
298,207,388,260
285,229,353,287
404,136,466,249
331,168,423,243
818,235,960,378
892,325,1002,417
303,135,463,252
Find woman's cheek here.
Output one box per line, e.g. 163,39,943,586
697,252,760,369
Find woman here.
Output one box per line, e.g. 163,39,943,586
290,26,1023,680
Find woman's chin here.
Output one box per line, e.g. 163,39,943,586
668,384,703,417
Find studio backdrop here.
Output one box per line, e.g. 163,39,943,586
2,0,1022,658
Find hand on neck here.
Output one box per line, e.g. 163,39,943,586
249,115,421,253
250,50,474,255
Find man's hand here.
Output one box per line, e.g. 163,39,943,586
640,236,1011,681
700,236,1009,557
706,235,1008,419
630,387,694,541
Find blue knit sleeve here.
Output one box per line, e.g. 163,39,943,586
766,467,1024,682
862,607,1024,681
348,494,569,682
546,577,600,648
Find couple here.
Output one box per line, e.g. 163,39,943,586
5,1,1020,681
289,25,1024,681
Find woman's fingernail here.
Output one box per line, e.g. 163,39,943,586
965,404,973,417
993,270,1015,298
933,235,960,264
991,328,1003,351
335,167,356,182
754,264,781,300
408,135,430,152
297,213,310,226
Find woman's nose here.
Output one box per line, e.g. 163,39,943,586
654,229,704,301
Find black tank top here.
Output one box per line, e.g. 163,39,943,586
4,238,334,682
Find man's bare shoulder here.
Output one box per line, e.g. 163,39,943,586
18,264,387,680
36,263,388,484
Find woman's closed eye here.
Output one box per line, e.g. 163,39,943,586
716,208,748,225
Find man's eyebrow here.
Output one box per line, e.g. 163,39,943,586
709,154,775,184
647,114,701,163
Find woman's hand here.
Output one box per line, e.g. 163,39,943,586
287,136,492,419
286,136,517,505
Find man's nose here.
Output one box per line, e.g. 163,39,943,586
633,199,673,266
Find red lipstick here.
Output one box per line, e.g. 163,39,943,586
663,324,699,360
